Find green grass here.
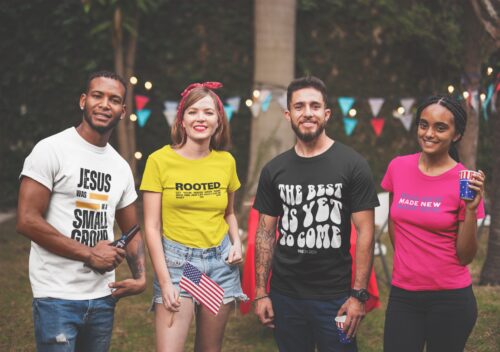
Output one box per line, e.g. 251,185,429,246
1,216,499,351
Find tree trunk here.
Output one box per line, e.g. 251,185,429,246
112,6,138,180
457,0,483,170
243,0,296,209
480,86,500,285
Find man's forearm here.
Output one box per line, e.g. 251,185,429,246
126,234,146,280
255,215,276,296
353,228,374,289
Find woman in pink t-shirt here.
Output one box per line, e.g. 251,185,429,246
381,95,485,352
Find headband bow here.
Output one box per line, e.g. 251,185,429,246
177,81,224,122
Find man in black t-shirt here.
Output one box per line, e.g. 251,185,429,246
253,76,379,352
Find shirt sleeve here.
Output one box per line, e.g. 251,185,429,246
350,157,380,212
381,158,395,193
253,165,282,217
140,154,163,193
20,139,59,191
117,165,138,209
227,154,241,193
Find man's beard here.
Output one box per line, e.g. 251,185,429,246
290,119,326,142
83,109,120,134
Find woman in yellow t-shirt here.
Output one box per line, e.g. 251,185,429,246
141,82,247,351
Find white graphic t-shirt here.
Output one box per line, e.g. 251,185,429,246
20,127,137,300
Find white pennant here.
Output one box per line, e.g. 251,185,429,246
470,90,479,112
368,98,384,117
163,110,176,126
400,98,415,114
226,97,241,113
250,102,261,118
277,91,287,111
164,101,178,112
400,113,413,131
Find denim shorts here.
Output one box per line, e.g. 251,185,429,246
152,235,248,308
32,295,117,352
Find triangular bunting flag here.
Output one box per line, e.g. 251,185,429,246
137,109,151,128
370,117,385,137
224,105,234,122
400,113,413,131
135,95,150,111
400,98,415,114
368,98,384,117
482,84,494,120
163,110,176,127
470,90,479,112
261,92,272,112
250,102,261,118
338,97,355,117
277,91,287,111
163,100,178,112
226,97,241,113
259,89,271,104
343,117,358,136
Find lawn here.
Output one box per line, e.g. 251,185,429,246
1,215,498,351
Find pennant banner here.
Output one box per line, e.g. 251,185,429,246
163,110,176,127
261,92,272,112
277,91,287,111
400,113,413,131
470,90,479,112
338,97,355,117
368,98,384,117
226,97,241,113
164,100,178,112
482,84,494,120
400,98,415,114
370,117,385,137
135,95,150,111
343,117,358,136
137,109,152,128
250,102,261,118
224,105,234,122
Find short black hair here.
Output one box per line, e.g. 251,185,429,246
415,95,467,162
85,71,127,100
287,76,328,109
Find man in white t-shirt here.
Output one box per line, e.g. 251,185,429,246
17,71,146,352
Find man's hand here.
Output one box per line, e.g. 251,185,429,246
87,240,126,272
254,297,275,328
337,297,366,339
108,277,146,299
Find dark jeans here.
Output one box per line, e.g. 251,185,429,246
384,285,477,352
270,290,358,352
33,295,117,352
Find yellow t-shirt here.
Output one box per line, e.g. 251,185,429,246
140,145,240,248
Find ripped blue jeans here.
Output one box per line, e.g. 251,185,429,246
32,295,117,352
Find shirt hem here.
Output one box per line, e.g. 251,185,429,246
32,290,113,300
392,280,472,291
270,286,350,300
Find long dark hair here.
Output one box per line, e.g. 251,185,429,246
415,95,467,162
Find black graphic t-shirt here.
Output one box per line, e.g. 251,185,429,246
253,142,379,299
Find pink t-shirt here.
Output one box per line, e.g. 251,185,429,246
381,153,484,291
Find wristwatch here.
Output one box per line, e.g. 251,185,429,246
350,288,370,302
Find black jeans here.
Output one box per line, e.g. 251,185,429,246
384,285,477,352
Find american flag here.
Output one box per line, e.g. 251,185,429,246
179,262,224,315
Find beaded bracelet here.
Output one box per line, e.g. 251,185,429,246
254,295,269,302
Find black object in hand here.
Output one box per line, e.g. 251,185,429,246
111,224,140,248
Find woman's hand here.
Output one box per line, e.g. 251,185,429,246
227,241,243,265
161,281,181,312
465,170,485,210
